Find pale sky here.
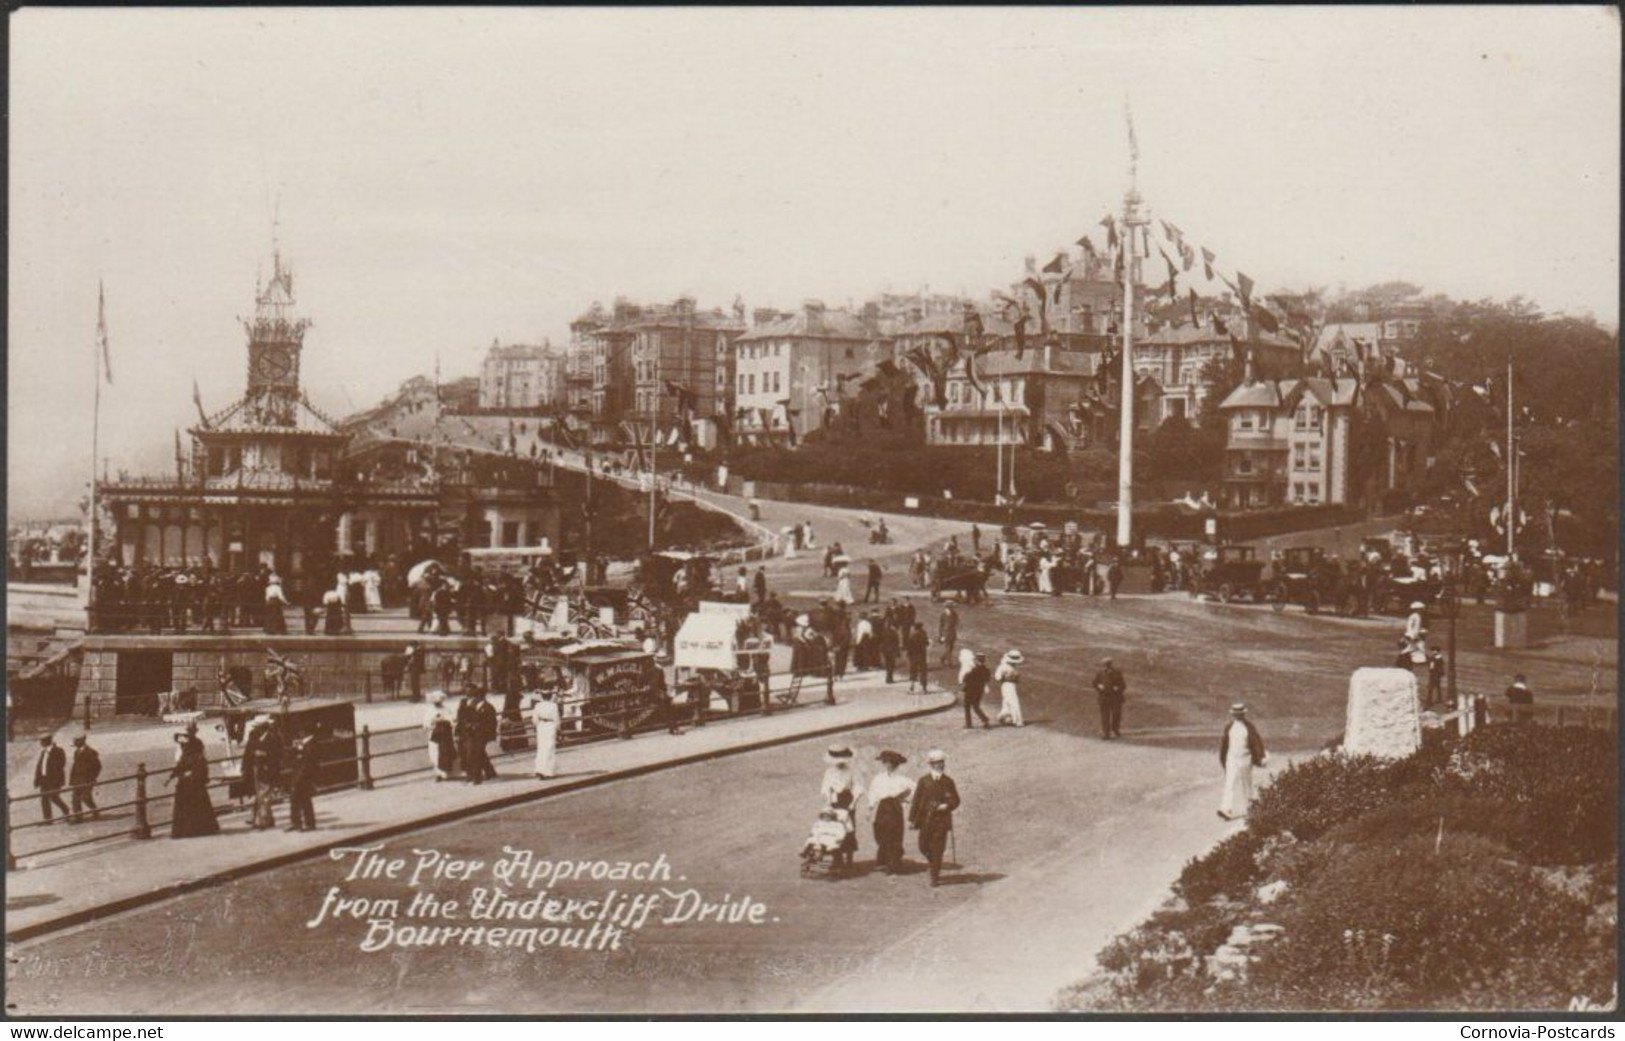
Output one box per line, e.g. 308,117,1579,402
8,6,1619,519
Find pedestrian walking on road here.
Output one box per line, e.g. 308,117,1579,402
532,688,561,778
32,735,69,823
456,694,484,785
244,716,283,830
962,652,992,729
820,745,859,873
994,649,1025,727
864,559,883,603
752,566,768,605
286,734,318,832
1093,658,1126,739
1218,703,1267,820
68,735,102,821
835,565,854,606
879,618,900,684
937,603,958,664
425,691,455,780
167,733,219,839
473,694,500,780
905,622,931,693
868,750,914,874
970,524,981,556
1107,560,1124,600
910,749,961,887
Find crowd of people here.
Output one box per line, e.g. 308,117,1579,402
91,556,403,636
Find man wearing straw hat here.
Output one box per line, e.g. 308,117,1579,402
1218,703,1267,820
909,749,960,887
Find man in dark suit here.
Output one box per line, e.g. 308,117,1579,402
909,749,961,887
285,734,318,832
937,603,959,665
1093,658,1127,739
962,652,991,729
33,735,69,823
68,736,102,821
455,694,484,785
471,693,499,781
904,622,931,693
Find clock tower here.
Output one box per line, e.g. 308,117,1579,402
243,250,310,398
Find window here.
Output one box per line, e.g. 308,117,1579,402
1236,455,1254,476
1306,442,1322,472
748,374,756,395
1295,403,1320,431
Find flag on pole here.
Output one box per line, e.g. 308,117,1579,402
1179,240,1195,272
192,377,209,426
96,280,113,384
1188,288,1200,326
1236,272,1255,312
1101,214,1118,251
1077,235,1097,259
1160,247,1178,297
1042,253,1066,275
174,429,185,480
1201,248,1216,281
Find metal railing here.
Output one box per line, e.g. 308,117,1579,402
6,663,840,869
1432,694,1618,736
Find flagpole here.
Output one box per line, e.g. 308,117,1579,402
995,402,1004,503
1116,110,1143,550
1505,352,1515,559
86,283,105,619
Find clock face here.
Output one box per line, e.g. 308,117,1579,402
253,346,293,382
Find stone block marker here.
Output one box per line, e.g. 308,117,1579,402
1343,667,1422,760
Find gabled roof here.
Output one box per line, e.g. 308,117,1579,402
1142,320,1300,352
895,309,1015,338
1281,377,1361,410
737,308,877,343
196,392,346,438
1219,382,1283,409
1311,322,1385,360
948,348,1099,379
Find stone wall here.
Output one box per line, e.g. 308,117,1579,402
76,636,486,718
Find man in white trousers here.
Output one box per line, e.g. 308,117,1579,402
1218,702,1267,820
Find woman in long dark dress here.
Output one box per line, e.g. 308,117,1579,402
169,735,220,838
867,751,914,873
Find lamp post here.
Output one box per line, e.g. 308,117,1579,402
1435,577,1461,709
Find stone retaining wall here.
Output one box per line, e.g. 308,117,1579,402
76,636,486,718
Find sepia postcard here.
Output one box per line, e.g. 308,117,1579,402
4,5,1619,1018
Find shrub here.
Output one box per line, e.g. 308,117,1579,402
1249,832,1612,1010
1246,753,1404,845
1175,830,1265,904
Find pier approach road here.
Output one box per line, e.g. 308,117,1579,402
7,593,1611,1014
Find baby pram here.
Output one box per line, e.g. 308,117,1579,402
800,808,852,878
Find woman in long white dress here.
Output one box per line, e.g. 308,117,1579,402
820,744,858,873
363,569,383,612
995,649,1025,727
834,566,854,606
532,689,561,779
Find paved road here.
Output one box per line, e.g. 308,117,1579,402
10,587,1612,1015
